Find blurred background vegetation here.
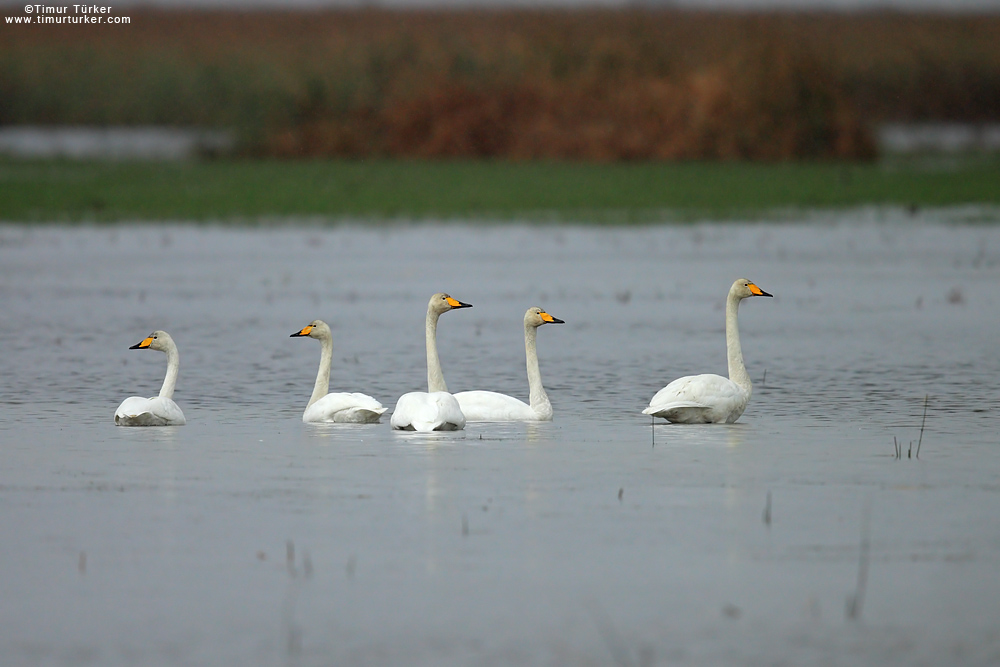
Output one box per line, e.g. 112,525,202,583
3,8,999,161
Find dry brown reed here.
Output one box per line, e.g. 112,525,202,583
3,8,999,160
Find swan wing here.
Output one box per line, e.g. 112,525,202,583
115,396,186,426
454,390,538,422
391,391,466,432
643,374,747,424
303,392,386,424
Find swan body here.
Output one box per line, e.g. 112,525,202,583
115,330,187,426
454,391,541,422
455,307,564,422
302,394,386,424
290,320,386,424
644,373,749,425
644,279,772,424
390,293,472,432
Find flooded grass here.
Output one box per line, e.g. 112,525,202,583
3,157,1000,222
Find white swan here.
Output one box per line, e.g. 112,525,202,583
455,307,564,421
290,320,387,424
115,330,187,426
644,279,773,424
390,293,472,432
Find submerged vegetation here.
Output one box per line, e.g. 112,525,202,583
2,9,1000,161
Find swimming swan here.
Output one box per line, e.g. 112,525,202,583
390,293,472,432
290,320,387,423
114,330,187,426
644,279,772,424
455,307,564,421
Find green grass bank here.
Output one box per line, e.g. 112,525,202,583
3,158,999,223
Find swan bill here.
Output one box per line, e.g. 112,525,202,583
446,297,473,309
540,312,564,324
290,325,314,337
129,337,154,349
748,283,773,297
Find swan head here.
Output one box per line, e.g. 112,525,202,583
731,279,773,300
428,292,472,315
525,307,564,328
129,330,175,353
290,320,331,340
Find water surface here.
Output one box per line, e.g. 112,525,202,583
1,215,998,665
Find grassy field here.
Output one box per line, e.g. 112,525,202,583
2,158,999,223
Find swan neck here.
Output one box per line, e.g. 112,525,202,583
525,323,551,418
426,308,448,393
726,292,752,393
308,334,333,408
159,344,180,399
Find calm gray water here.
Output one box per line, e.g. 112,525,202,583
1,215,999,665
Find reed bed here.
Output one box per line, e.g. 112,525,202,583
3,8,999,160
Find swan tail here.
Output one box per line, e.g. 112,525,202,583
115,412,170,426
391,392,466,431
